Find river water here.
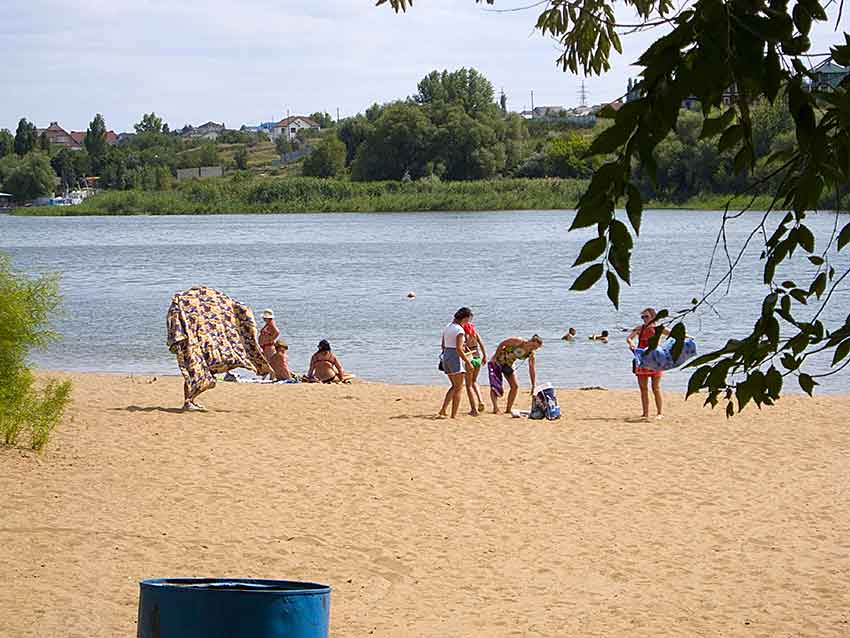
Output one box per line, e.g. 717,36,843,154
1,210,847,392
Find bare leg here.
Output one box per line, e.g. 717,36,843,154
490,387,500,414
651,376,663,416
439,383,453,417
504,374,519,413
471,366,485,411
464,367,479,415
450,374,465,418
637,375,650,418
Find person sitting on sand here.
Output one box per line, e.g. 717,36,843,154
561,327,577,342
589,330,609,343
269,340,294,381
488,335,542,414
305,340,353,383
258,309,280,364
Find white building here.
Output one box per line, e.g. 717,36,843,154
269,116,321,141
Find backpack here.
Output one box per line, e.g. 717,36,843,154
529,383,561,421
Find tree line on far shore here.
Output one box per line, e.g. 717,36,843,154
0,67,831,206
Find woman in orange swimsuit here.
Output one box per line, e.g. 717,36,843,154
627,307,668,421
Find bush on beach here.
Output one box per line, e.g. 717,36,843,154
0,255,71,451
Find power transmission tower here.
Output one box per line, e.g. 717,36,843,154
578,81,588,108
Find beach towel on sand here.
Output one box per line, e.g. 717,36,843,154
167,286,271,401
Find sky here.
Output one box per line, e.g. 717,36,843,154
1,0,845,133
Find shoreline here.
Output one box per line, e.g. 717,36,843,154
3,372,848,637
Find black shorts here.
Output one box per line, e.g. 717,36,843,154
500,363,516,377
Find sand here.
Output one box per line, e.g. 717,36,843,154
1,372,848,637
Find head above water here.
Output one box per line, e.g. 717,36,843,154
601,330,609,338
317,339,331,352
453,307,472,324
640,308,657,325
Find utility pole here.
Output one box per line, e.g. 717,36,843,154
336,107,340,123
531,89,534,112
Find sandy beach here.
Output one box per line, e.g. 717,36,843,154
1,372,848,637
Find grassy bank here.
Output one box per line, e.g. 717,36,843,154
18,177,589,216
15,175,791,216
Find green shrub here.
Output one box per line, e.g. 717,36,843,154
0,255,72,451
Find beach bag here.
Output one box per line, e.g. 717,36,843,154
531,383,560,421
634,337,698,371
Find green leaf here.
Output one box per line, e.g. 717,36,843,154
765,366,783,399
790,288,809,304
833,338,850,366
807,256,824,265
686,365,711,397
793,2,812,36
809,272,827,298
718,124,743,152
761,292,779,319
573,237,607,266
796,224,815,252
606,270,620,308
625,183,643,236
609,219,633,251
586,124,632,156
699,109,736,140
608,247,631,284
838,222,850,251
736,380,753,411
798,373,817,396
570,263,604,291
669,323,686,362
781,353,799,370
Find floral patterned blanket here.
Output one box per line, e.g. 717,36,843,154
166,286,271,400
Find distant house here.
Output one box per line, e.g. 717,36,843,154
809,59,849,91
37,122,77,149
36,122,119,150
269,116,321,141
69,130,119,147
182,121,226,140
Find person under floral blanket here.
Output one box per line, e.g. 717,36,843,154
166,286,271,411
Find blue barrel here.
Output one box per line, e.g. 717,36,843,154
137,578,331,638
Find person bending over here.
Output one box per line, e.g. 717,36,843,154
488,335,543,414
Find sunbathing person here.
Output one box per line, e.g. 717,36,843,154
305,340,353,383
269,340,294,381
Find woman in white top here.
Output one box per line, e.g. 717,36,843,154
438,307,473,418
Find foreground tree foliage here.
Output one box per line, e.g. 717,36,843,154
380,0,850,413
0,255,72,450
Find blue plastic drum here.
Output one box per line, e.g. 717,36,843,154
137,578,331,638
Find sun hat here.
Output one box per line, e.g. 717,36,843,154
262,309,275,319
